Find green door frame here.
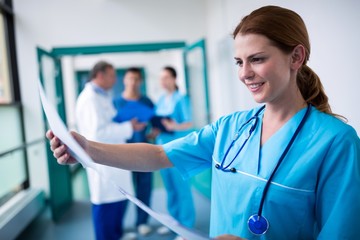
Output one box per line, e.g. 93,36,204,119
182,39,211,198
52,41,186,56
37,47,73,221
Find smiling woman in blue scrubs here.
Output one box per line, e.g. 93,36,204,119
47,5,360,240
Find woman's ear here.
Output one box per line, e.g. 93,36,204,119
290,45,306,71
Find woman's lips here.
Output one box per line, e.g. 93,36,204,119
247,82,264,92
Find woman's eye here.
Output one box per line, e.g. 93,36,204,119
251,57,264,63
235,60,243,66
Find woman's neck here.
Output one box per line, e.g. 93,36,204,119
261,91,307,146
165,89,176,96
264,84,306,123
264,101,306,123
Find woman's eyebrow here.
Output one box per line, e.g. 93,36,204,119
234,51,266,61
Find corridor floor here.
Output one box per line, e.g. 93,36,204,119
16,188,210,240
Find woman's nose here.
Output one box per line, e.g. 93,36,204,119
239,62,254,81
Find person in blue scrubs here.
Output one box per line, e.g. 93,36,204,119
47,6,360,240
113,67,155,237
153,66,195,236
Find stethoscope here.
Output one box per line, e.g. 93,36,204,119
215,104,312,235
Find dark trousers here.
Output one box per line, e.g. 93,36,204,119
92,200,128,240
132,171,152,226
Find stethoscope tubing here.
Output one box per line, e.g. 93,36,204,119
218,106,265,172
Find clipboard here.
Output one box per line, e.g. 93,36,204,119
150,116,174,134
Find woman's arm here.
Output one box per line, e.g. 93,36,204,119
47,130,173,171
162,95,193,131
89,140,173,171
161,119,192,131
315,128,360,239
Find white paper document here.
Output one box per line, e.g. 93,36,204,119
38,81,211,240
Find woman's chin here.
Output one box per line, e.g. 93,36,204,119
252,96,266,104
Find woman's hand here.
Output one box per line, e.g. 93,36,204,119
130,118,147,132
146,128,160,140
45,130,87,165
161,118,177,131
215,235,246,240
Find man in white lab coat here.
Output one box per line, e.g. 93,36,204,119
75,61,145,240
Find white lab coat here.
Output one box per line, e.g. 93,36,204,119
76,82,134,204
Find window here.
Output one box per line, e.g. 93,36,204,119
0,106,27,205
0,0,29,207
0,13,12,103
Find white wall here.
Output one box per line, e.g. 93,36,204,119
205,0,360,133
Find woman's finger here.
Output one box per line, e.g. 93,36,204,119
53,144,67,159
50,136,61,151
57,152,70,165
45,129,54,140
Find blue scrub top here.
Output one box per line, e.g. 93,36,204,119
113,96,154,143
155,91,192,144
163,106,360,239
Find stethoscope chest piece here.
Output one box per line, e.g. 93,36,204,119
247,214,269,235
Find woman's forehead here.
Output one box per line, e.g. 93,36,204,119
234,34,275,56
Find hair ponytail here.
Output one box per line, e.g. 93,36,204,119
297,65,329,113
297,65,346,121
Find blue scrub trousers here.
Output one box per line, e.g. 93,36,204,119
160,167,195,228
92,200,128,240
132,171,152,226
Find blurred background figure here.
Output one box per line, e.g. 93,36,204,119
153,66,195,240
76,61,144,240
113,67,155,238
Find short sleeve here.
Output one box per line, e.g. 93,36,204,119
316,127,360,239
162,123,216,179
173,95,192,123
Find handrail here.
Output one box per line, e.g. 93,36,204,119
0,138,45,158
